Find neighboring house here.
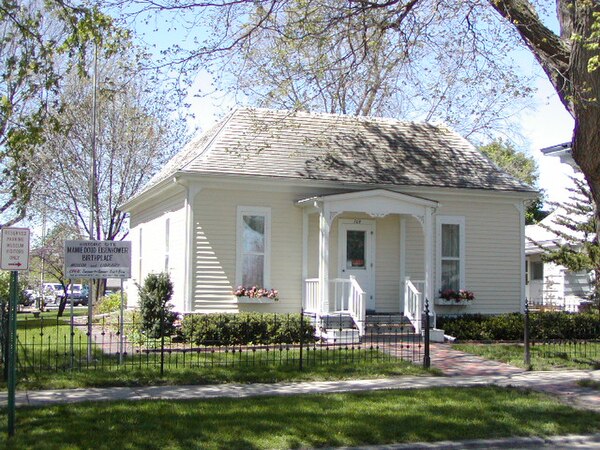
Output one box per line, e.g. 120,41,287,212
529,143,593,312
525,210,592,312
120,108,536,336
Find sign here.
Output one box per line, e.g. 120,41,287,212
1,227,30,271
65,240,131,279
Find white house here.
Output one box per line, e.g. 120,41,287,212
525,144,593,312
525,210,593,312
120,108,537,335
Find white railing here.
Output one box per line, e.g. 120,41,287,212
303,277,366,336
348,276,366,336
404,277,423,334
303,278,320,313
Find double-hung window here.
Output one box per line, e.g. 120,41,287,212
236,206,271,287
436,216,465,292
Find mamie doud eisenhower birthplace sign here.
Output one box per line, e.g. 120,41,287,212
64,240,131,279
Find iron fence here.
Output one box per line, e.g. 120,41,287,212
1,312,424,378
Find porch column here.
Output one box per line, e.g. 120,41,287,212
318,206,331,313
423,207,435,313
302,209,308,309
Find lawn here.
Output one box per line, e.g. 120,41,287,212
452,342,600,370
1,386,600,449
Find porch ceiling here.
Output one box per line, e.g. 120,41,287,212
296,188,438,217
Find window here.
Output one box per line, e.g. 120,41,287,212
236,207,271,287
530,261,543,281
436,216,465,292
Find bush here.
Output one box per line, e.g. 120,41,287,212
181,312,316,346
138,272,178,338
95,292,125,314
437,312,600,341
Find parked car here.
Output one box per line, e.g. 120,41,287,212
67,284,87,306
42,283,65,305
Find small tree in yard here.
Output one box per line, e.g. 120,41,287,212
138,273,177,338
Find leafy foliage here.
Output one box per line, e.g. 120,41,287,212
478,139,547,224
438,312,600,341
138,272,177,338
181,312,316,346
95,291,124,314
0,0,124,227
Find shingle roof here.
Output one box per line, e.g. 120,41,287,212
139,108,535,197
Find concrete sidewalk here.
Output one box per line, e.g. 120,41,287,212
1,369,599,409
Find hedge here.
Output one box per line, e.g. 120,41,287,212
437,312,600,341
180,312,316,346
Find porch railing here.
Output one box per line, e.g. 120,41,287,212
304,278,320,313
348,276,366,336
303,277,366,336
404,277,422,334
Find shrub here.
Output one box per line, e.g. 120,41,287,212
181,312,316,346
95,292,125,314
437,312,600,341
138,272,178,338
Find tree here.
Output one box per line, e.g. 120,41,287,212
138,272,177,338
33,50,185,243
111,0,600,237
0,0,124,228
478,139,547,224
29,223,80,316
539,177,600,310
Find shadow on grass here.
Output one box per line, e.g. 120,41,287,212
1,387,600,449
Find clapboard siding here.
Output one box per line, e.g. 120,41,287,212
191,188,303,313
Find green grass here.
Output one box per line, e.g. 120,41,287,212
452,342,600,370
10,354,433,390
578,379,600,390
1,386,600,449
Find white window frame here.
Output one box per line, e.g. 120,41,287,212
436,216,466,293
236,206,271,288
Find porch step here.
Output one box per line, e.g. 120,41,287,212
318,313,356,330
318,328,360,344
365,314,411,326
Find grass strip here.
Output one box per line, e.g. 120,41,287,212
452,342,600,370
1,386,599,449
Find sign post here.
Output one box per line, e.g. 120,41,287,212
64,240,131,364
1,227,30,438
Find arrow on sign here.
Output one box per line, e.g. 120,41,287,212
7,262,22,267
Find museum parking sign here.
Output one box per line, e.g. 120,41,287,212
64,240,131,279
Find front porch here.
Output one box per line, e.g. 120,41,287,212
297,189,439,338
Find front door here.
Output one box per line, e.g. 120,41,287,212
339,219,375,311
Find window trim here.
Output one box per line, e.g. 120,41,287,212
236,206,271,288
436,215,466,293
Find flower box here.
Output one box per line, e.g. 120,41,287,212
434,298,473,306
236,296,277,304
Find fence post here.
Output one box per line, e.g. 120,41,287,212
524,298,531,368
160,308,165,377
423,298,430,369
299,308,304,371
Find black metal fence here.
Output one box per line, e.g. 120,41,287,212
524,299,600,367
1,312,425,378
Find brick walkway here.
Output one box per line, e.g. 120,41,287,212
429,342,600,412
429,343,525,376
